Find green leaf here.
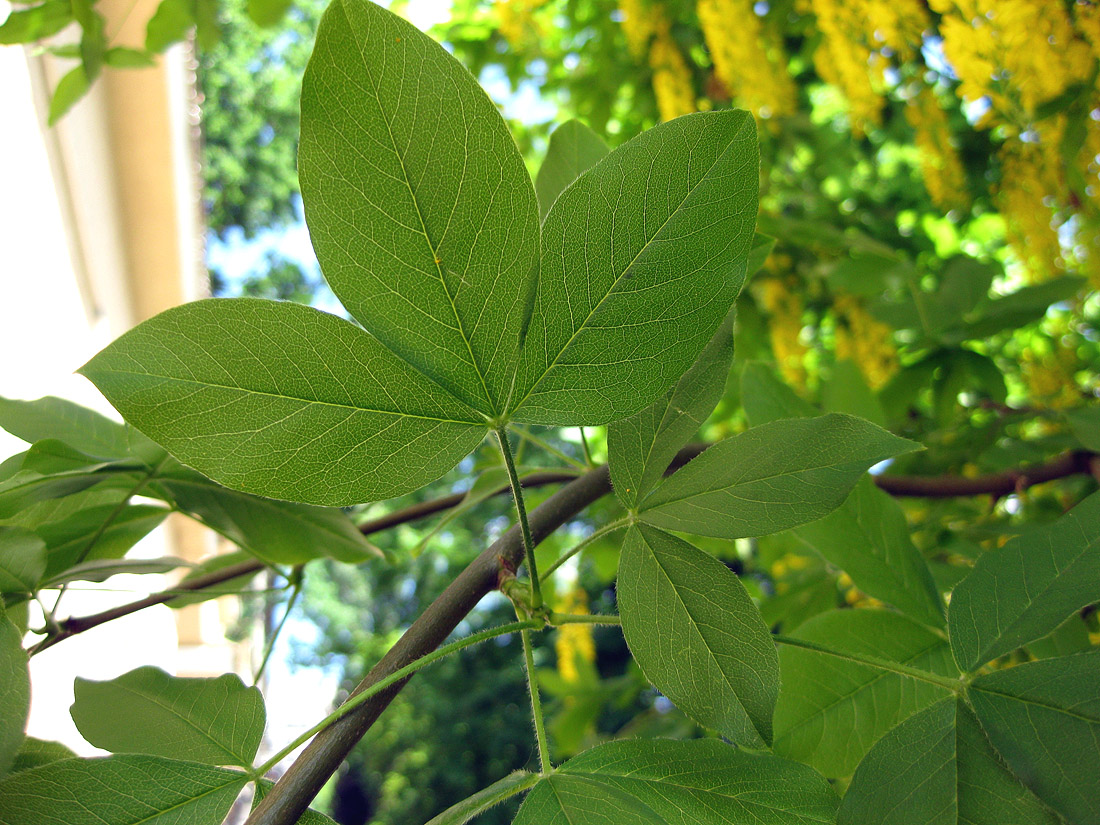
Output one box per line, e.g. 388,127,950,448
41,557,188,588
513,739,839,825
0,610,30,777
948,490,1100,672
71,666,265,767
965,276,1087,339
299,0,539,416
534,119,610,219
424,771,539,825
639,414,918,539
823,359,885,426
0,755,248,824
0,469,135,519
246,0,293,26
791,477,944,628
968,651,1100,825
1065,405,1100,451
511,110,758,426
609,308,734,508
740,360,817,427
32,501,168,576
773,609,958,777
167,550,263,608
79,298,487,506
48,64,89,126
103,46,155,68
617,524,779,747
9,739,76,776
746,232,776,277
0,0,72,44
154,468,382,565
0,527,46,595
837,698,1059,825
145,0,194,52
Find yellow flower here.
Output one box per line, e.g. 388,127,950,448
619,0,659,59
760,278,811,389
649,19,697,121
696,0,796,120
905,87,969,211
833,294,898,390
495,0,545,50
555,587,596,684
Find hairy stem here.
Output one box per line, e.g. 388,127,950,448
520,627,551,772
495,428,542,610
540,518,630,582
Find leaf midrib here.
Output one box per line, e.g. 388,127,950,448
776,638,950,741
510,115,751,415
970,684,1100,724
560,769,836,823
640,529,764,742
344,0,496,414
84,368,484,427
967,531,1100,665
106,680,254,766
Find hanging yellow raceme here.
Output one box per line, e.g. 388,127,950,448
832,294,898,390
760,278,811,389
930,0,1091,124
619,0,659,59
810,0,882,134
905,87,969,212
696,0,796,120
496,0,545,50
997,125,1067,281
555,587,596,685
649,18,697,121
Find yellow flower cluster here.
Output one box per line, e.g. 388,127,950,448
905,88,969,211
809,0,928,134
649,19,697,121
618,0,658,59
810,0,882,134
554,587,596,684
930,0,1091,123
1020,337,1081,410
496,0,545,50
696,0,796,120
759,279,810,389
997,130,1065,281
832,294,898,390
838,572,884,608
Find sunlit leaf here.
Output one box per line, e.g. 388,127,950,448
512,110,758,426
618,524,778,746
300,0,539,416
534,119,609,219
71,666,265,768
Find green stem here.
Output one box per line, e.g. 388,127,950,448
255,619,543,777
495,428,542,610
520,627,552,773
773,634,964,692
549,612,621,627
253,568,303,686
578,427,594,467
539,518,630,582
424,771,542,825
514,426,587,472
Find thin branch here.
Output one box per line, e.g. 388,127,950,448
873,450,1096,498
31,447,1095,656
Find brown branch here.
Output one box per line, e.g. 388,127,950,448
34,448,1097,657
873,450,1096,498
28,470,584,656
